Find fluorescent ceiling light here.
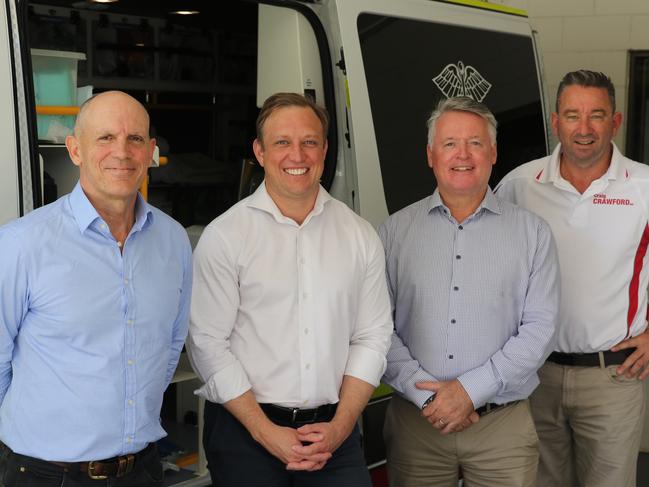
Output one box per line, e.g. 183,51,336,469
170,10,200,15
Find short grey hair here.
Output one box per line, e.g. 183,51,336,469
556,70,616,113
426,96,497,146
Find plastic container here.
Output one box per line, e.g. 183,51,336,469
31,49,86,143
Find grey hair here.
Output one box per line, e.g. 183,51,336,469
556,70,616,112
426,96,497,146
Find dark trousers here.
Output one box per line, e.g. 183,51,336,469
204,401,371,487
0,444,163,487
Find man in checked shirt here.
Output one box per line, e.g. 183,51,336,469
380,96,559,487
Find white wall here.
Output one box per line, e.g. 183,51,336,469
493,0,649,152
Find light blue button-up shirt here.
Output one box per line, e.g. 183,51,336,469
379,188,559,409
0,183,192,461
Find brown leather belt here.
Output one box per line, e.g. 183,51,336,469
46,443,154,479
260,403,338,425
547,349,633,367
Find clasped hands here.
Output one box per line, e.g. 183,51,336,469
256,418,349,472
416,379,479,435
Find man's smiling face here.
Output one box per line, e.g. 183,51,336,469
66,91,155,207
253,105,327,209
427,110,496,202
552,85,621,169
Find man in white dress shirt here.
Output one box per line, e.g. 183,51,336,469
188,92,392,486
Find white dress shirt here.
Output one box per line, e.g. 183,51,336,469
496,143,649,352
188,182,392,408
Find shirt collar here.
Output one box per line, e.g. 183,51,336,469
537,142,628,184
247,180,332,224
428,187,501,217
69,181,153,233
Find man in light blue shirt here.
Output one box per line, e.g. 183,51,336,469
380,96,559,487
0,91,192,487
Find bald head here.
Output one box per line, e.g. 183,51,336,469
65,90,156,211
74,91,150,137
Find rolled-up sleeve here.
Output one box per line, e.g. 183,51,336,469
344,231,393,386
187,226,251,404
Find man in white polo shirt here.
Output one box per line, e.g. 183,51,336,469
496,69,649,487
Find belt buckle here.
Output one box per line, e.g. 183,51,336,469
291,408,299,422
87,462,108,480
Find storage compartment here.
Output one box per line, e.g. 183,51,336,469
31,48,85,142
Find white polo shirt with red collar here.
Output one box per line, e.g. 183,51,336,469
496,143,649,353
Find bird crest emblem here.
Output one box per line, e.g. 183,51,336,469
432,61,492,102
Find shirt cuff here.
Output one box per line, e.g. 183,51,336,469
344,344,387,387
457,365,500,409
400,368,439,408
194,361,252,404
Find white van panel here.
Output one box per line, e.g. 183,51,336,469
334,0,535,227
257,4,324,107
0,1,20,225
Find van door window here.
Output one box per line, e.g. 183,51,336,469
358,13,546,214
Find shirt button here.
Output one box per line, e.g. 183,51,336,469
127,437,133,443
127,320,134,326
449,355,454,359
124,279,129,285
453,286,459,291
128,399,134,406
451,319,456,324
304,328,309,335
305,363,311,370
456,255,461,259
458,225,464,230
127,359,134,365
100,224,106,230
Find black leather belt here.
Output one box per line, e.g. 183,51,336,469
260,403,338,425
42,443,155,479
547,349,633,367
475,400,519,417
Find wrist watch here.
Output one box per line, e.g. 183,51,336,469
421,394,435,410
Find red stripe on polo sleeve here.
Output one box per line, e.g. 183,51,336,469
627,223,649,337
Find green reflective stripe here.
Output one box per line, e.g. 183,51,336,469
372,383,394,399
436,0,528,17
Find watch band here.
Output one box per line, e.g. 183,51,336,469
421,394,435,410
